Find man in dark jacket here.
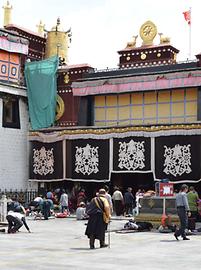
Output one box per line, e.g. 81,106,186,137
85,189,110,249
124,187,134,217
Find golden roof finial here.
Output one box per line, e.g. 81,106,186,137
37,20,45,36
2,0,12,27
56,17,61,32
51,17,63,32
45,18,72,63
57,17,60,26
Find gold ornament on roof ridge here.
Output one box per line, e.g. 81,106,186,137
125,35,138,49
3,0,12,26
158,33,170,45
37,20,45,36
140,20,157,46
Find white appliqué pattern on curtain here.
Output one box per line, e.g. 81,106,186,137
75,144,99,175
33,147,54,175
118,140,145,170
163,144,192,177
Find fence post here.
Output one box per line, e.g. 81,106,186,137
0,194,7,223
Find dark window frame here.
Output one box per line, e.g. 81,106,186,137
2,96,20,129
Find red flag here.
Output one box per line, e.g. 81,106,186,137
183,10,191,25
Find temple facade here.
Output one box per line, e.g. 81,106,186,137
2,1,201,197
28,20,201,197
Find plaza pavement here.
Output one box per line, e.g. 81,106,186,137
0,217,201,270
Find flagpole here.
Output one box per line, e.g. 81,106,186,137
189,7,192,60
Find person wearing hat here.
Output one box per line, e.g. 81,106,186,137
76,202,88,220
85,189,111,249
174,184,191,240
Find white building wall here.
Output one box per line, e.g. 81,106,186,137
0,90,37,191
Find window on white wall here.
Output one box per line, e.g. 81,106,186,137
2,96,20,129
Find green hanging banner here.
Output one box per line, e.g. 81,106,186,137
25,55,59,130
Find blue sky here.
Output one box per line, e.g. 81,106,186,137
1,0,201,69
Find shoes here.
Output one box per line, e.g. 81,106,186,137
90,246,95,249
100,244,108,248
8,229,16,234
174,233,179,241
183,237,190,240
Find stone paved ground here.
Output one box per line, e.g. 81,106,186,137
0,217,201,270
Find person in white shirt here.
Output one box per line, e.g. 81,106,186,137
34,195,44,204
104,185,113,214
76,202,88,220
6,210,30,234
60,189,69,213
112,186,124,216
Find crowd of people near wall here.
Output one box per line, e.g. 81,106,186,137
4,185,143,229
8,184,201,219
25,185,143,219
5,184,201,241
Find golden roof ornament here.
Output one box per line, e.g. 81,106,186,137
2,1,12,27
140,20,157,46
125,35,138,49
51,17,64,32
37,20,45,36
45,17,72,64
158,33,170,45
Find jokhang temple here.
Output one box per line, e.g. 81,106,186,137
28,18,201,196
2,2,201,197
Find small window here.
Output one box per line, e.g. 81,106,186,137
2,97,20,129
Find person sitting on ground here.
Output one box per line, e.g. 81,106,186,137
76,202,88,220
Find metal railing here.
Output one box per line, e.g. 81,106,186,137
92,59,198,74
0,189,38,207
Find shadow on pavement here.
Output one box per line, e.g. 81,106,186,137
160,239,180,243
